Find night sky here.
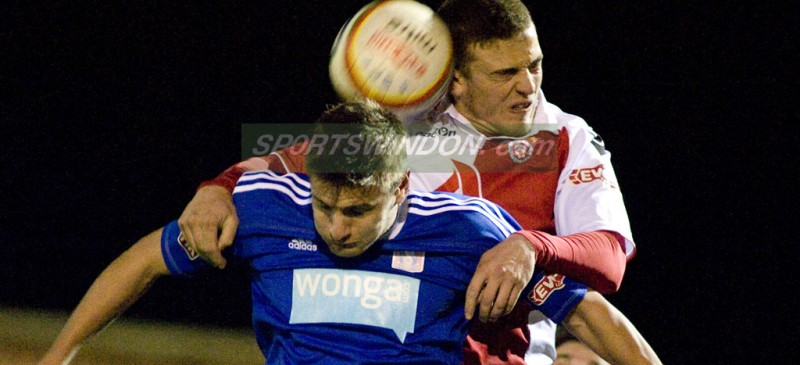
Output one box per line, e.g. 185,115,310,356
3,1,796,363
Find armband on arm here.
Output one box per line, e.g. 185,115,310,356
521,272,587,323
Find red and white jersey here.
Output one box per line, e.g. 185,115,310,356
405,94,635,257
401,94,635,364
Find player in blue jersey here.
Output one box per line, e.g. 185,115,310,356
39,100,660,365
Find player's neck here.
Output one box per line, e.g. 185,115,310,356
381,197,410,241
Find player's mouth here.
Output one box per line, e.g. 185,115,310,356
510,101,533,113
331,241,357,250
328,241,364,257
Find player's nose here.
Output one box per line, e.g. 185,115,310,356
328,215,351,242
515,69,536,96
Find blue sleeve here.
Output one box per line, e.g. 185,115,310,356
160,220,213,276
522,272,586,323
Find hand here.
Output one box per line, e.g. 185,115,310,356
177,185,238,268
465,233,536,322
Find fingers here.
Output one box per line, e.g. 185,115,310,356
218,214,239,251
178,219,227,269
496,284,523,317
473,276,525,322
467,234,537,321
464,270,486,320
195,223,228,269
176,186,239,269
486,282,514,322
466,260,510,323
466,239,535,322
476,278,501,322
505,285,522,315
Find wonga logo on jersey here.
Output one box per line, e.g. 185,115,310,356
290,268,420,342
568,164,616,187
528,273,566,305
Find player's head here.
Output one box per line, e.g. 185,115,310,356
554,340,610,365
554,326,610,365
306,99,409,257
438,0,542,137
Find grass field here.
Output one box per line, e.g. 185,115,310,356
0,307,264,365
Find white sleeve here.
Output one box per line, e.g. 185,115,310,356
554,118,636,258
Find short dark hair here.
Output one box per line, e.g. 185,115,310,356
305,99,407,192
437,0,533,73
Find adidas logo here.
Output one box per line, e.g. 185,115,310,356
288,238,317,252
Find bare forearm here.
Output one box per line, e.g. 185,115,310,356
562,291,662,365
39,229,169,365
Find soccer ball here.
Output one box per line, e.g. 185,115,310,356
329,0,453,123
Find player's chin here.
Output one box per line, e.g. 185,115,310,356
493,116,532,136
328,243,368,258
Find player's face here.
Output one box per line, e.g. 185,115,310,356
554,340,610,365
451,24,543,137
311,179,407,258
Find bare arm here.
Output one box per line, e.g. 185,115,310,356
561,290,662,365
38,228,171,365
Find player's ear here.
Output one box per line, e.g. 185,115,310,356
450,70,465,99
394,172,410,204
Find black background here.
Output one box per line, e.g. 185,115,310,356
3,1,797,363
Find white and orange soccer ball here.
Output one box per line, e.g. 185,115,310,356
329,0,453,122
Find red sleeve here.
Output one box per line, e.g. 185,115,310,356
197,144,309,194
514,230,626,294
197,156,274,194
198,165,245,194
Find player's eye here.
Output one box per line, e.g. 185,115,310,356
528,58,542,72
312,199,332,212
342,206,371,217
493,68,518,78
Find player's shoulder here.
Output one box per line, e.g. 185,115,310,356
539,97,605,153
232,171,314,238
234,170,311,203
537,98,591,133
404,191,520,234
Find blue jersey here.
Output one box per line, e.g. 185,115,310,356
161,170,586,365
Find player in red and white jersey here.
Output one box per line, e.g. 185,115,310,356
406,94,636,364
406,94,635,258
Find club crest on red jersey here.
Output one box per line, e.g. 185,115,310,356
528,273,566,305
507,140,534,163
